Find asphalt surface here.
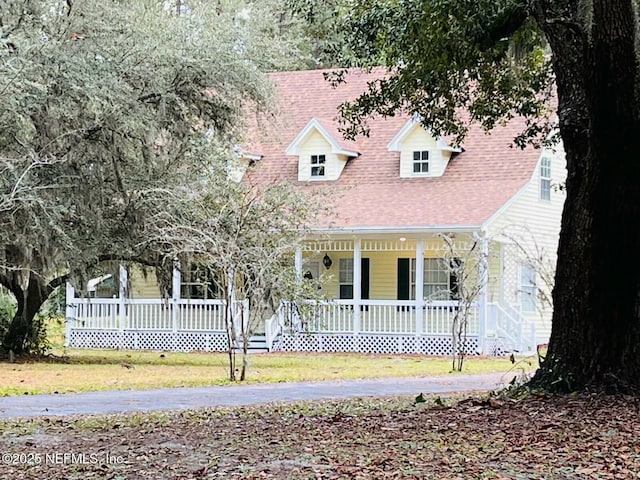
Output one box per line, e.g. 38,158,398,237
0,372,509,418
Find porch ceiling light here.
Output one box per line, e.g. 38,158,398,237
399,237,407,242
322,253,333,270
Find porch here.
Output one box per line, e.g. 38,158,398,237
65,234,538,354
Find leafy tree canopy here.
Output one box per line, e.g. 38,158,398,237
330,0,555,146
0,0,307,352
321,0,640,392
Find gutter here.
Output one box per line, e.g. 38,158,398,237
307,224,483,237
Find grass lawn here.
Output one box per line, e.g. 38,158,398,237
0,348,533,396
0,393,638,479
0,316,535,396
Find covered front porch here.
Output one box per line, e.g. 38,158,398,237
65,233,537,355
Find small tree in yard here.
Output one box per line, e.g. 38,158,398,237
146,156,323,381
437,234,488,372
500,226,556,316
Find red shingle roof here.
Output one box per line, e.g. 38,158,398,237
245,69,541,231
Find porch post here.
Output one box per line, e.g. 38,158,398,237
477,232,489,354
118,264,127,332
64,281,75,347
172,262,181,332
294,246,303,280
415,239,424,336
353,238,361,334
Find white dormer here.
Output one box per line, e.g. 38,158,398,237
228,146,262,182
387,118,461,178
286,118,359,181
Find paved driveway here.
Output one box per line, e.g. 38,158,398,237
0,372,509,418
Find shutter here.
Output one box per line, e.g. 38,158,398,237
397,258,410,300
361,258,370,300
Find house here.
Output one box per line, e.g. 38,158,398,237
66,69,566,355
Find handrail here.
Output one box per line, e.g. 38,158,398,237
487,302,536,353
264,312,282,351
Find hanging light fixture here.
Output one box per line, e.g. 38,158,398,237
322,253,333,270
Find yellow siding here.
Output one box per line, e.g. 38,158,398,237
297,130,346,181
128,266,162,298
307,246,479,301
368,251,399,299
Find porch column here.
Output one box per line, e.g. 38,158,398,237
477,232,489,354
415,239,424,336
118,264,127,332
172,263,181,332
64,281,75,347
294,246,303,280
353,238,361,334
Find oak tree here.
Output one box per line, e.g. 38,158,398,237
0,0,302,353
332,0,640,391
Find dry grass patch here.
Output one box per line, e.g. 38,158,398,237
0,349,532,396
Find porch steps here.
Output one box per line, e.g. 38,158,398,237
234,334,269,352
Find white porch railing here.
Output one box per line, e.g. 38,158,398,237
487,302,536,353
264,312,283,350
70,297,239,332
69,294,534,355
278,299,479,336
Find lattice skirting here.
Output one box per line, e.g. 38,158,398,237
273,333,480,356
69,329,229,352
483,336,506,356
70,329,490,355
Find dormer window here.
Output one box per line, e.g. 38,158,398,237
388,119,461,178
311,154,326,177
413,151,429,174
287,118,359,182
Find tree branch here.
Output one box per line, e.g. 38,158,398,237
473,4,529,51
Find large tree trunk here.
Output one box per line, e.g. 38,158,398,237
531,0,640,391
2,273,52,355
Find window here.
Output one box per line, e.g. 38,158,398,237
540,156,551,201
407,258,459,300
181,265,217,300
311,154,326,177
413,151,429,174
520,264,536,312
339,258,353,299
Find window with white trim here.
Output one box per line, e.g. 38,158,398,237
520,264,536,312
540,156,551,201
311,154,326,177
413,151,429,174
409,258,459,300
339,258,353,299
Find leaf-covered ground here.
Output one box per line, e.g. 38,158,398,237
0,393,638,479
